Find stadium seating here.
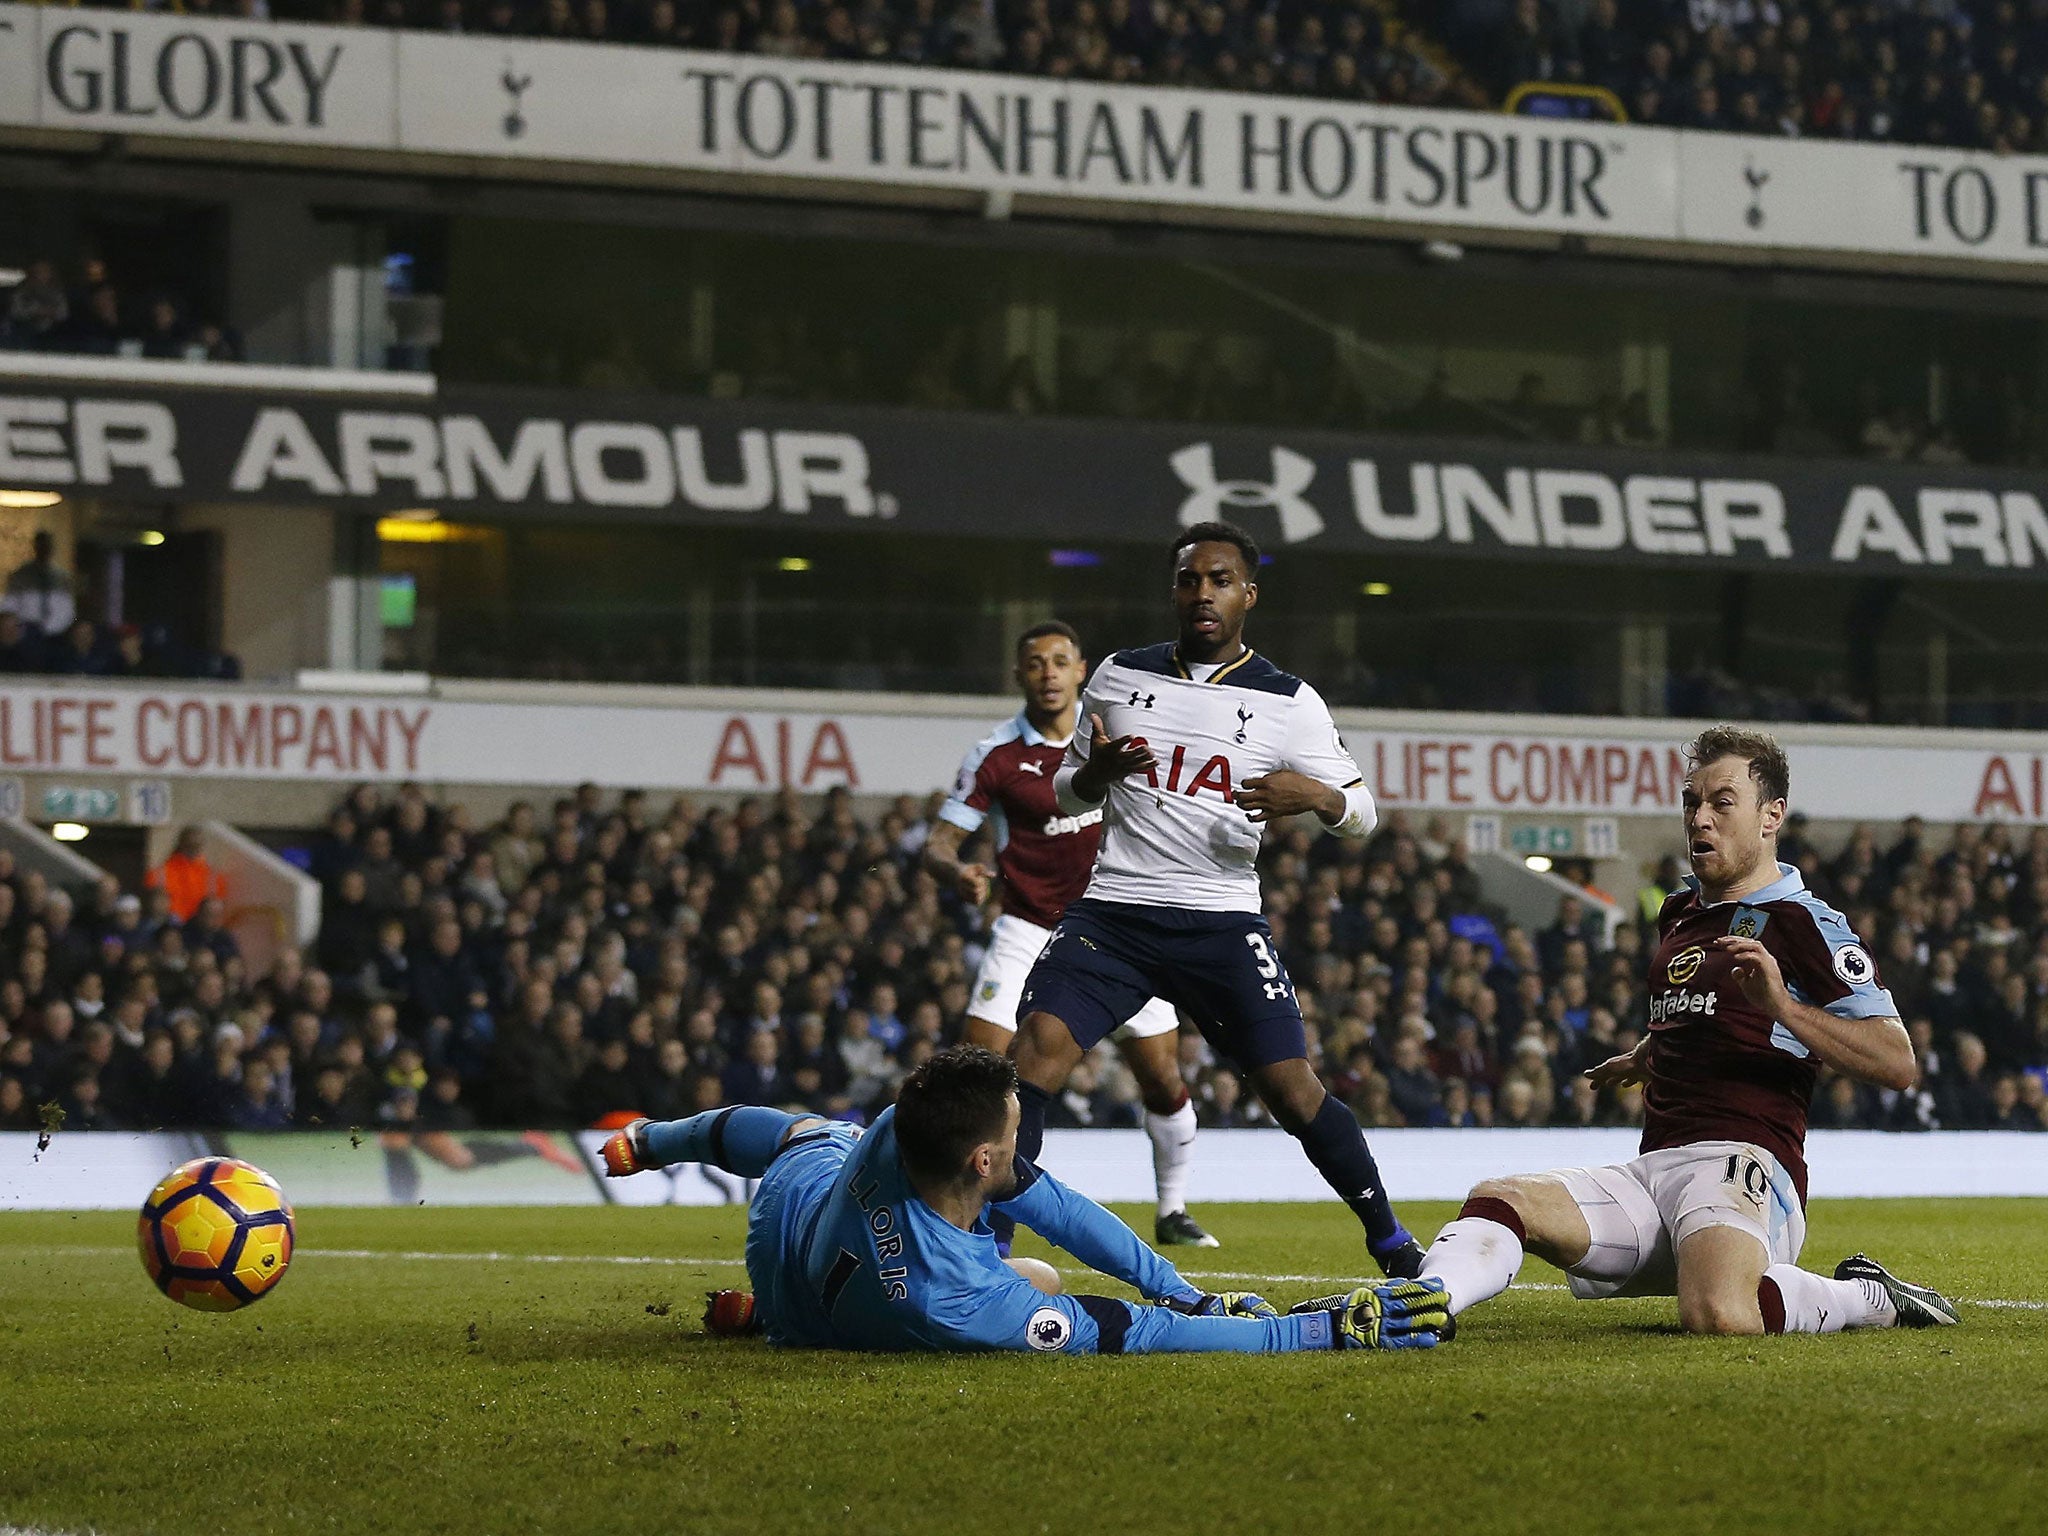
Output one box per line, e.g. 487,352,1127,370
203,0,2040,152
3,784,2041,1139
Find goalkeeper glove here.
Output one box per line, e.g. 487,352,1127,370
1159,1291,1279,1320
1291,1278,1451,1350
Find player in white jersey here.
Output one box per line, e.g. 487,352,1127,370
924,623,1216,1250
1011,521,1428,1280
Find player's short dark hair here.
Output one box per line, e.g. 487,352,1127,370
1686,725,1790,807
1015,620,1081,656
1172,520,1262,578
893,1045,1017,1184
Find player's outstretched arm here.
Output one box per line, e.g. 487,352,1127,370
926,1272,1437,1355
994,1158,1201,1305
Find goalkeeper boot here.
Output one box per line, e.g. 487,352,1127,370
1834,1253,1961,1328
1156,1210,1221,1249
599,1118,653,1178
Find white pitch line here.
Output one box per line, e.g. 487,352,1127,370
35,1244,2048,1310
308,1246,750,1268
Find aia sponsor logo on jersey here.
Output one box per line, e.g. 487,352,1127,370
1136,743,1237,802
1667,945,1706,985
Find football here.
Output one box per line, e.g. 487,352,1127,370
136,1157,296,1312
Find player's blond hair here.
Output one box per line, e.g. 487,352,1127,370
1686,725,1789,807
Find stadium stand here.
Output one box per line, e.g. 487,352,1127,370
135,0,2038,152
0,255,242,363
2,785,2043,1139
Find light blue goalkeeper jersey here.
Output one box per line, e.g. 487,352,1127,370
743,1108,1338,1354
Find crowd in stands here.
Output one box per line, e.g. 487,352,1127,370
1,257,242,363
1483,0,2048,153
0,535,241,683
116,0,2040,156
4,782,2048,1147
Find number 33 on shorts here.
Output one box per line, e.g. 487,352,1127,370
1245,933,1293,1003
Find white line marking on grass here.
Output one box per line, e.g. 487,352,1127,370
308,1247,749,1268
44,1244,2048,1311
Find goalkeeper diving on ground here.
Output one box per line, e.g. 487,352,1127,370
601,1045,1450,1355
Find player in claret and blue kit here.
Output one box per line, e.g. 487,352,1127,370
1418,725,1961,1336
1010,519,1429,1279
601,1046,1448,1355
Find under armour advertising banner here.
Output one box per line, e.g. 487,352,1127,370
8,380,2048,576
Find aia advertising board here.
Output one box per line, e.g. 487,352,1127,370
0,680,2040,822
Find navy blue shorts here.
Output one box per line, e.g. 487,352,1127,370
1017,898,1307,1069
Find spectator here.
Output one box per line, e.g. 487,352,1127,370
722,1026,791,1106
5,259,68,347
3,531,76,637
148,827,228,923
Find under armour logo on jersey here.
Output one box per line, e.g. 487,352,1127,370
1234,706,1253,743
1129,691,1155,708
1263,980,1290,1000
1169,443,1325,544
1018,761,1045,776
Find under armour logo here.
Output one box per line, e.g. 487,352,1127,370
1262,980,1290,1000
1018,761,1044,776
1743,160,1769,229
1234,705,1253,743
1170,444,1324,543
1129,691,1155,708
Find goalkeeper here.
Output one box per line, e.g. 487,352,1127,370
603,1046,1449,1355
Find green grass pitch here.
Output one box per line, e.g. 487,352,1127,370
4,1199,2044,1535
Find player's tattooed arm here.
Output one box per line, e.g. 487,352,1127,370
1067,712,1158,804
923,820,992,905
1714,936,1917,1090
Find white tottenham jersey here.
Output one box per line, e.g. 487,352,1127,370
1054,643,1376,913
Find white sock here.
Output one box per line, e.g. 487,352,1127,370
1421,1217,1525,1316
1761,1264,1895,1334
1145,1097,1198,1219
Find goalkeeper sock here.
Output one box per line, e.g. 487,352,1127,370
1294,1093,1403,1251
992,1081,1056,1257
1420,1198,1527,1316
1145,1092,1197,1219
1758,1265,1895,1334
644,1107,800,1178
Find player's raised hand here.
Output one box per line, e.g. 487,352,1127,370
1237,770,1341,824
1585,1038,1650,1089
1075,712,1157,795
1716,935,1791,1013
955,861,993,905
